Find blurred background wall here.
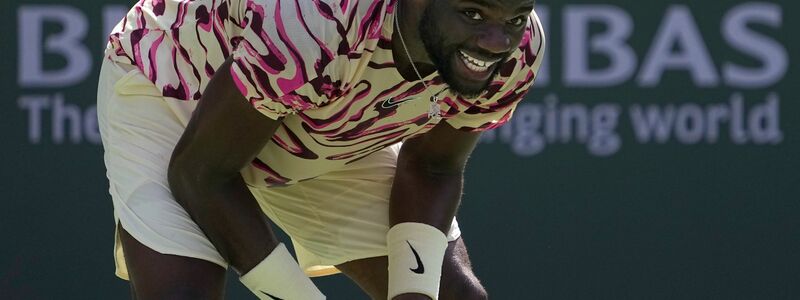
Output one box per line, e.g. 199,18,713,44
1,0,797,298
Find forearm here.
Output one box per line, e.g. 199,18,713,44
387,124,479,300
169,167,278,274
389,157,464,233
387,157,464,300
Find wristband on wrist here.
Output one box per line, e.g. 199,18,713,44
387,222,448,300
240,243,325,300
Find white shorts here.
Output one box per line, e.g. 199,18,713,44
97,58,461,279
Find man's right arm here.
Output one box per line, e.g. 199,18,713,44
167,57,282,274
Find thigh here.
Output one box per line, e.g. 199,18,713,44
336,237,487,300
119,225,227,300
251,143,461,277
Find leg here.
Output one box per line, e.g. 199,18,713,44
98,59,252,299
336,237,488,300
119,225,227,300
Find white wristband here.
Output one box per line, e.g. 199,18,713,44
239,243,325,300
387,222,449,300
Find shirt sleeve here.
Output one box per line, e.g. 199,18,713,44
228,0,347,120
445,11,546,132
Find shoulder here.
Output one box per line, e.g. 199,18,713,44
239,0,391,56
521,10,547,68
481,10,546,100
326,0,393,53
504,10,546,83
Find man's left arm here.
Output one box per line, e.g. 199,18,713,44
390,122,480,232
387,122,481,300
389,5,545,228
387,11,546,299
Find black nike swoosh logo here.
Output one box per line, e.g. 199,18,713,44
261,291,284,300
407,241,425,274
381,97,413,109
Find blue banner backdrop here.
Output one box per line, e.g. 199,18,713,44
2,0,798,298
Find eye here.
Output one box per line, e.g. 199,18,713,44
463,10,484,21
507,16,527,26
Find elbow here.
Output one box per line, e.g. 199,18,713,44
424,161,467,178
167,152,240,210
400,152,468,178
167,153,216,210
167,154,195,209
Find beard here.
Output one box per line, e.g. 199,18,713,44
418,4,508,98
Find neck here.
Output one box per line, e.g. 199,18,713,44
392,1,436,81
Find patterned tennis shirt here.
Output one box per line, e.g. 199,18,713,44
107,0,545,187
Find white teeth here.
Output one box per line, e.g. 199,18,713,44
462,57,489,72
458,50,499,72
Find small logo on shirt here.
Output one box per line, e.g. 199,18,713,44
381,97,414,109
407,241,425,274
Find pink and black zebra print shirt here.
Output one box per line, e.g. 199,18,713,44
106,0,545,187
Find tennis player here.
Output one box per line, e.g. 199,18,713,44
97,0,544,299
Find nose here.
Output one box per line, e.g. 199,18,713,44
475,24,512,55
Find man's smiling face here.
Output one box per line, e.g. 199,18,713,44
418,0,535,98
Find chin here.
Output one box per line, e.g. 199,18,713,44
439,54,501,99
446,80,490,99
